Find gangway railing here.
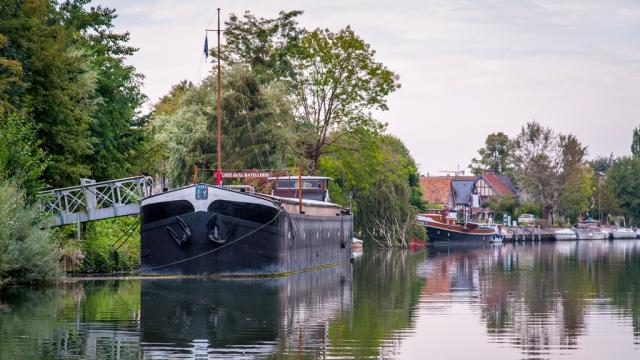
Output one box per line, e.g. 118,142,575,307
37,176,156,227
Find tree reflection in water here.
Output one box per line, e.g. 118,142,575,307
422,240,640,358
2,242,640,359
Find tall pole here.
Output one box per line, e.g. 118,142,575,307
216,8,222,186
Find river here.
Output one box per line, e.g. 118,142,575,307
1,240,640,359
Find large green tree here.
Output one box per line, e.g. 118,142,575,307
223,10,304,84
0,0,151,187
469,132,512,177
292,27,400,173
607,157,640,225
153,66,294,186
318,131,425,246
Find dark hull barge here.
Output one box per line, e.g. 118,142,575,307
140,183,353,276
418,210,496,244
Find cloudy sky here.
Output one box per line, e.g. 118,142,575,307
102,0,640,175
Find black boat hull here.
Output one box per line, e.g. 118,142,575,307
425,224,494,243
141,210,353,276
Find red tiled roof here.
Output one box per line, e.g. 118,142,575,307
481,173,518,197
420,176,452,205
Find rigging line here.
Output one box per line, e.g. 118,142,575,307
113,218,140,251
111,217,140,250
242,100,265,170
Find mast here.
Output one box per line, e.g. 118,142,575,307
215,8,222,186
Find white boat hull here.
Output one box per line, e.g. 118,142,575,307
555,230,577,241
612,229,637,239
574,228,608,240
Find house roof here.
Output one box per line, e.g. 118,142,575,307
452,180,475,205
481,173,518,197
420,176,452,205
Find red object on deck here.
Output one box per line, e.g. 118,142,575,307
216,169,222,185
411,238,426,251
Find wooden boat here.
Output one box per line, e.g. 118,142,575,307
417,209,495,243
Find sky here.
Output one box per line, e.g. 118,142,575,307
101,0,640,175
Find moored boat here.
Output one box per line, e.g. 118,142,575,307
417,209,495,243
139,11,352,276
611,227,637,239
140,179,353,275
574,220,608,240
554,228,577,241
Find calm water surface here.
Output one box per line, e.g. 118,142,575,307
2,240,640,359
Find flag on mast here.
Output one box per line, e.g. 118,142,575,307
203,35,209,58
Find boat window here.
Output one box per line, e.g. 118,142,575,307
141,200,194,224
276,179,323,189
208,200,280,225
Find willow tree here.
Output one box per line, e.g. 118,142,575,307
292,27,400,173
153,66,294,186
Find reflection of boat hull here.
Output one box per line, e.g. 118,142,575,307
424,222,495,243
141,185,353,276
140,264,352,355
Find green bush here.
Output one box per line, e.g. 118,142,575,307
0,181,61,285
58,217,141,274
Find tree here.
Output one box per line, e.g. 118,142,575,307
59,0,150,181
0,0,97,186
632,125,640,158
153,67,294,186
223,10,305,84
291,27,400,173
510,122,559,222
0,180,60,285
318,132,425,246
469,132,512,177
607,157,640,225
590,154,615,173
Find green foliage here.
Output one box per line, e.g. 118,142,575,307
318,132,425,246
59,217,140,274
0,0,151,187
470,132,513,177
292,26,400,173
153,66,295,186
607,157,640,225
0,180,60,285
223,10,305,83
632,125,640,158
0,109,47,197
509,122,590,223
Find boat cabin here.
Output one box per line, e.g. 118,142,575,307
269,176,332,202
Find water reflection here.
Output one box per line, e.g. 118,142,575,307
413,241,640,359
2,242,640,359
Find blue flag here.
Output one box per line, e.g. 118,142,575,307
203,35,209,58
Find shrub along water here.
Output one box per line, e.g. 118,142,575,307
0,181,61,286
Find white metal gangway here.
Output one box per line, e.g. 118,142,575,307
37,176,157,227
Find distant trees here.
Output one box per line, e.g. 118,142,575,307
470,122,640,225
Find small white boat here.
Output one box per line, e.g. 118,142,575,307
554,228,577,241
574,220,608,240
612,228,637,239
